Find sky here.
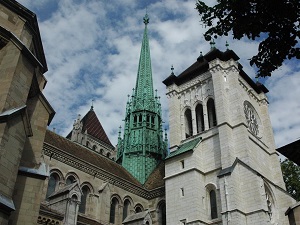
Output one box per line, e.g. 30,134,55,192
18,0,300,149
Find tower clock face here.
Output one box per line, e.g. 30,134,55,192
244,101,259,137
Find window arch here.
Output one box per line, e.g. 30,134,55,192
71,194,78,201
123,199,131,221
79,185,91,214
92,145,97,151
110,197,119,224
46,172,60,199
135,204,144,213
207,98,217,128
66,175,76,185
195,103,205,133
157,201,166,225
107,152,111,158
100,149,104,154
184,108,193,138
264,183,277,223
86,141,90,148
209,190,218,219
206,183,219,220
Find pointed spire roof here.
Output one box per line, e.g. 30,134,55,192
133,14,154,109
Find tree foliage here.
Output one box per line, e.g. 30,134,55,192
281,159,300,201
196,0,300,77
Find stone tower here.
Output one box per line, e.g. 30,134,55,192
163,48,295,225
117,14,168,184
0,1,54,225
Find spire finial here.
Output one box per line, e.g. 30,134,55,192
200,51,203,57
91,99,94,110
171,65,174,75
143,13,149,25
210,39,215,49
225,41,229,50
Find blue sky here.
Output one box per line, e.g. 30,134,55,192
18,0,300,149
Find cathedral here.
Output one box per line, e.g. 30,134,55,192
0,1,298,225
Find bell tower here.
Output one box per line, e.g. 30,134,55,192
117,14,168,184
163,47,295,225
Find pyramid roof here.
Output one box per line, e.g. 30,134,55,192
67,107,114,148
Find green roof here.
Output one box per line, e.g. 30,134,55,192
166,137,202,159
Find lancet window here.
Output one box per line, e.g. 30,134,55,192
110,198,119,224
158,201,166,225
46,173,60,199
79,185,91,214
196,103,205,133
207,98,217,128
184,108,193,138
210,190,218,219
123,199,131,221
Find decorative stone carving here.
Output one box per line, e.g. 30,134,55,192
243,101,260,137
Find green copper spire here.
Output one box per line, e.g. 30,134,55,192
117,14,168,184
134,13,154,111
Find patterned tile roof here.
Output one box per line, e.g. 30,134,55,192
67,107,114,148
143,161,165,190
45,130,141,186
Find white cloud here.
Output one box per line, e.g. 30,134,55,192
20,0,300,149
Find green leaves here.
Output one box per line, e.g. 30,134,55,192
196,0,300,77
281,159,300,201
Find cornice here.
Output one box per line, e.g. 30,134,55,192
43,143,164,200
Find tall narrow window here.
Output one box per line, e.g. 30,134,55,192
184,109,193,138
210,190,218,219
207,99,217,128
196,104,205,133
79,186,90,214
123,199,131,221
110,198,118,224
158,202,166,225
46,173,59,199
180,160,185,169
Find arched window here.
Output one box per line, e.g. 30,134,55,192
133,115,137,127
92,145,97,151
100,149,104,154
107,152,111,158
207,98,217,128
110,198,119,224
135,206,142,213
66,175,76,185
264,184,276,222
184,108,193,138
158,202,166,225
196,104,205,133
72,194,78,201
123,199,131,221
79,186,90,214
210,190,218,219
86,141,90,148
46,173,59,199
